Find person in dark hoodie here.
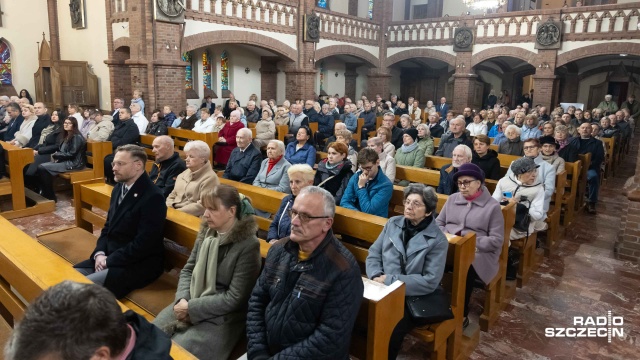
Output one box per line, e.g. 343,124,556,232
149,135,187,198
314,141,354,204
4,281,172,360
26,102,52,149
472,135,501,180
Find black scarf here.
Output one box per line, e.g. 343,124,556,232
402,215,433,247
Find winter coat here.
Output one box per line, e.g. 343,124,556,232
179,115,198,130
34,124,63,155
435,132,473,158
436,188,505,284
395,145,424,168
314,159,353,204
542,153,565,174
343,112,357,133
366,216,449,296
466,122,488,136
108,119,140,150
558,139,579,163
284,141,316,168
253,156,291,193
427,123,444,138
498,137,524,156
417,136,434,157
146,121,168,136
472,149,501,180
436,164,458,195
571,136,605,172
505,154,555,212
26,115,51,149
167,163,219,216
521,124,542,140
267,194,294,241
125,311,172,360
223,143,262,184
255,119,275,141
340,167,393,217
317,112,335,136
379,153,396,182
288,113,309,135
149,152,187,198
88,120,115,142
215,120,244,165
13,115,37,147
246,231,363,360
52,133,87,170
153,216,260,360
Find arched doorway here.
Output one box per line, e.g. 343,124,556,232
472,56,536,109
386,57,454,107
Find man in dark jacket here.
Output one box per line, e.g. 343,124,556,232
435,117,473,157
314,103,335,146
245,100,261,123
104,107,140,183
427,113,445,138
360,101,376,140
149,135,186,198
381,112,404,149
437,145,472,195
223,128,262,184
247,186,363,360
303,100,320,123
76,145,167,298
5,281,171,360
572,123,605,214
2,102,23,141
621,94,640,119
26,102,51,149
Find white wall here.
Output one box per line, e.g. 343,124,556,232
0,0,50,97
192,44,263,107
330,0,349,15
392,0,405,21
577,73,607,107
477,70,502,96
355,66,369,98
443,0,486,17
357,0,370,19
57,0,110,109
318,59,346,96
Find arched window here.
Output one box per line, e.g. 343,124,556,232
202,51,212,91
221,50,229,92
368,0,373,20
182,52,193,90
0,40,12,85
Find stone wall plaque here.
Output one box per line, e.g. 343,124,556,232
69,0,86,29
535,18,562,50
304,13,320,43
453,27,474,52
154,0,186,23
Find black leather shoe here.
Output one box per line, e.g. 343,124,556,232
586,202,597,215
463,317,470,329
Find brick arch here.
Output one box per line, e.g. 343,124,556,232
471,46,537,68
113,37,132,51
385,48,456,68
557,42,640,68
314,45,378,67
182,31,296,62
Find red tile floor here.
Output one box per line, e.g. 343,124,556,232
3,144,639,359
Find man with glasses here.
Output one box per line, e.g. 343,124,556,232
505,138,555,214
111,97,125,126
247,186,363,359
149,135,186,198
340,148,393,217
75,145,167,299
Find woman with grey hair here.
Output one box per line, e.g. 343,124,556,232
167,140,219,216
253,140,291,193
253,108,275,148
498,124,524,156
554,124,578,162
416,123,434,157
178,105,198,130
366,183,448,360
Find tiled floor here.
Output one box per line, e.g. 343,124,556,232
3,145,639,360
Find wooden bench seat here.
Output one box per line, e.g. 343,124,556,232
395,164,498,194
0,215,196,359
61,141,112,183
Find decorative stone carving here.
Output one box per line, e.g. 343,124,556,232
304,13,320,43
453,27,474,52
535,18,562,50
154,0,185,23
69,0,86,29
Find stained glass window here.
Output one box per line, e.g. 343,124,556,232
317,0,327,9
182,52,193,90
0,41,11,85
368,0,373,20
319,61,325,92
221,50,229,91
202,51,212,90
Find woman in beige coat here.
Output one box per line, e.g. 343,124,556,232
253,108,276,148
166,140,219,216
87,111,115,142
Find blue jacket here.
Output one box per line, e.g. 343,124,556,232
521,125,542,140
366,216,448,296
361,110,376,130
343,113,357,133
3,114,23,141
436,164,458,195
488,124,500,138
317,113,335,136
340,167,393,217
285,141,316,167
267,194,293,241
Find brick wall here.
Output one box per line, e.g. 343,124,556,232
260,57,280,102
617,139,640,263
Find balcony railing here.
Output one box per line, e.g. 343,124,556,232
387,2,640,46
314,8,380,46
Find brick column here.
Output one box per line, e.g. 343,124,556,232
617,139,640,263
344,63,359,100
367,68,392,100
47,0,61,60
452,52,474,113
532,74,556,110
260,57,280,101
283,0,317,101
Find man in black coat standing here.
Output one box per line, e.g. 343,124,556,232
149,135,186,198
222,128,262,184
75,145,167,299
104,108,140,184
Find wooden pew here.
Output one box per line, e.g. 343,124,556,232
64,141,112,183
395,165,498,194
561,159,581,226
0,215,196,359
353,118,365,144
601,137,615,178
276,124,288,142
544,170,566,256
575,153,591,211
0,141,55,219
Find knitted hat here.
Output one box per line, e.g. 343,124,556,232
539,135,559,149
452,163,485,184
511,157,539,175
403,128,419,142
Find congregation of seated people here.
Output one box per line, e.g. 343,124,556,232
0,89,629,359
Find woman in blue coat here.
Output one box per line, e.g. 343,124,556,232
284,126,316,167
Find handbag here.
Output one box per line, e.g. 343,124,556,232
399,255,454,325
513,202,531,233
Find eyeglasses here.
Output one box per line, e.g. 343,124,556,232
404,200,425,208
523,146,538,150
359,165,375,172
457,179,478,188
111,160,140,168
288,209,329,223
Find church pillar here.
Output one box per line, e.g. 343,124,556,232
260,57,280,102
283,0,317,101
533,49,558,110
452,52,474,113
344,63,359,100
367,68,392,100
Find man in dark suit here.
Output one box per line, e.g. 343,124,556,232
111,97,124,127
1,102,23,141
75,145,167,299
223,128,262,184
104,107,140,184
437,97,449,121
427,113,445,138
